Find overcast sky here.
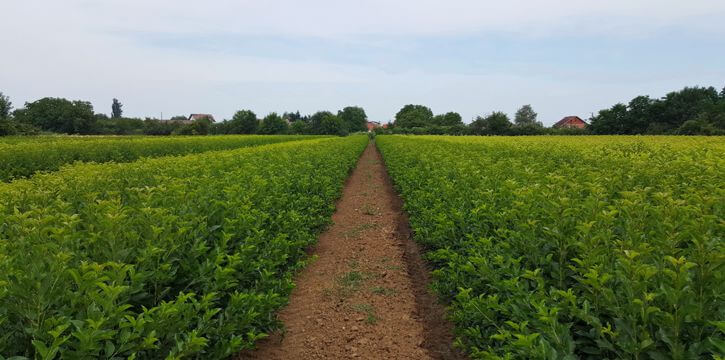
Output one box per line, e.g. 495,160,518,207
2,1,724,125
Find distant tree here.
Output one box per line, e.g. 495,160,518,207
144,119,183,135
319,113,348,136
589,103,629,134
173,117,211,135
394,105,433,128
289,119,308,134
282,111,302,122
659,86,719,130
229,110,258,134
14,97,96,134
622,96,656,134
514,105,541,127
469,111,512,135
259,112,289,134
0,92,12,119
469,117,487,135
589,85,723,135
308,111,334,134
111,98,123,118
431,112,463,126
170,115,188,120
486,111,512,134
337,106,367,132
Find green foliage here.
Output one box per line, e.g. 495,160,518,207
288,120,308,135
308,111,334,134
319,113,348,136
590,86,725,135
111,98,123,119
431,112,463,126
13,97,96,134
0,92,11,119
470,111,512,135
0,135,322,181
258,113,288,135
394,104,433,128
378,135,725,359
0,136,368,358
228,110,258,134
173,118,212,136
337,106,368,133
514,105,541,127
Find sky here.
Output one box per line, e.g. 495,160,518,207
1,1,724,125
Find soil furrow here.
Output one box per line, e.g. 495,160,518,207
240,143,463,359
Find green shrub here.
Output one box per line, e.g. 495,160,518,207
0,136,368,358
0,135,324,182
378,135,724,359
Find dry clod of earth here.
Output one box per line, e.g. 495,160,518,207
239,143,464,360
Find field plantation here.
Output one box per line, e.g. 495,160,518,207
0,135,327,182
377,135,724,359
0,134,723,359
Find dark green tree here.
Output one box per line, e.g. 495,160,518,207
14,97,96,134
589,104,629,134
431,112,463,126
282,111,302,122
469,111,512,135
319,113,348,136
173,118,211,135
229,110,258,134
111,98,123,118
337,106,367,132
514,105,541,127
289,120,308,134
308,111,334,134
0,92,11,119
259,112,289,134
394,105,433,128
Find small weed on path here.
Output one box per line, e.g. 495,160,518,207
351,303,378,325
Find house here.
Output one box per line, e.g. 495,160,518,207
553,116,587,129
188,114,216,123
366,121,381,132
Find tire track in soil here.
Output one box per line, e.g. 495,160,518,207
239,143,465,359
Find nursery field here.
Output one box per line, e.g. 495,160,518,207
1,133,722,359
0,136,367,358
377,135,724,359
0,135,324,182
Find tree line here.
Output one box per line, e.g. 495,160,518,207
211,107,367,136
382,85,725,135
2,84,723,136
0,93,368,136
381,104,579,136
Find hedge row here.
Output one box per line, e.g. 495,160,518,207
0,136,368,358
377,135,724,359
0,135,325,182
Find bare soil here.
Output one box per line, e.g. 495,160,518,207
239,143,464,360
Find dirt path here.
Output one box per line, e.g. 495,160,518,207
240,143,463,359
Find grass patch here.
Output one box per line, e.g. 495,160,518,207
351,303,378,325
371,286,397,296
341,223,378,239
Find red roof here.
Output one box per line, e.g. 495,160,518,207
553,116,587,128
